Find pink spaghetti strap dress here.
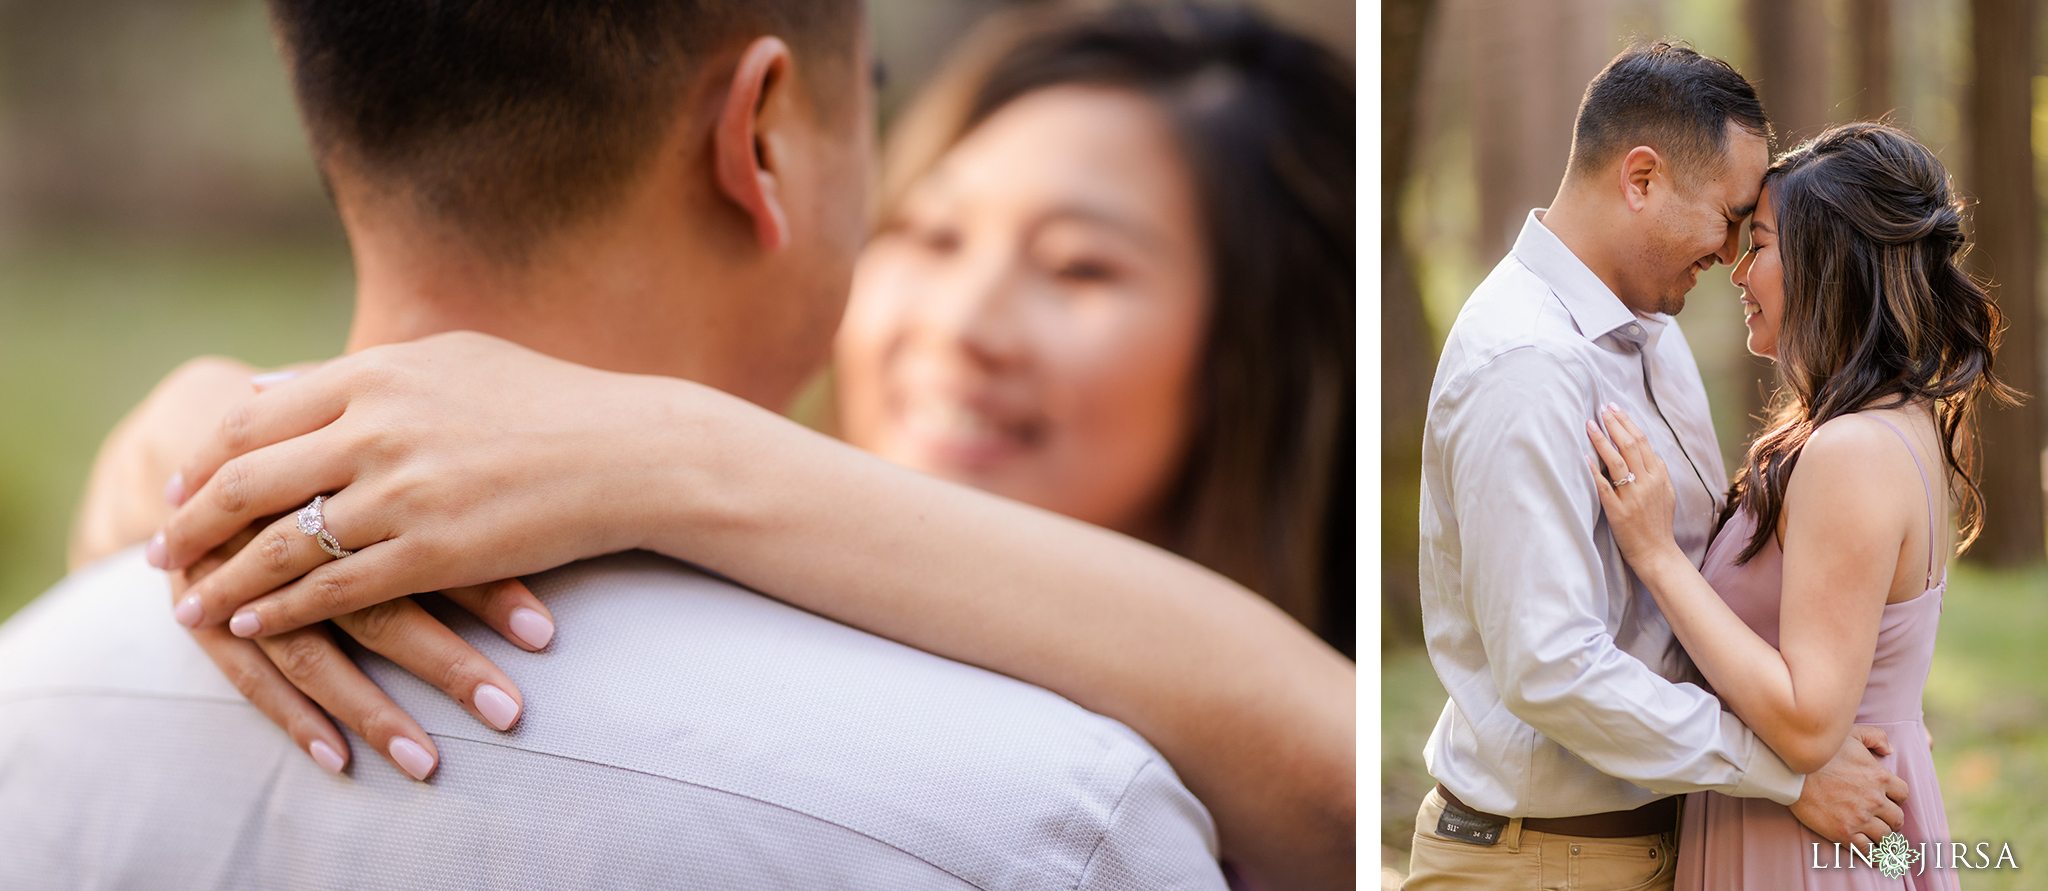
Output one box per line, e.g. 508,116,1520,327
1675,415,1958,890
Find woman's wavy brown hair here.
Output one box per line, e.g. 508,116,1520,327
1725,122,2019,562
871,3,1355,654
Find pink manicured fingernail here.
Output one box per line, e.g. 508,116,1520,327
163,472,185,507
146,533,168,569
475,683,520,731
229,611,262,638
509,608,554,649
309,739,346,774
388,737,435,780
174,595,203,628
250,370,301,391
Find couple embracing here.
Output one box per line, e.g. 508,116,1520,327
1407,41,2010,891
0,1,1356,889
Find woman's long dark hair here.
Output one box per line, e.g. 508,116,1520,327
875,3,1355,655
1727,122,2018,562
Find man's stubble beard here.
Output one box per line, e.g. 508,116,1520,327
1653,287,1687,316
1630,242,1693,317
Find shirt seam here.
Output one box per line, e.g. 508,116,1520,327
1069,756,1162,891
1430,340,1600,424
0,688,1013,891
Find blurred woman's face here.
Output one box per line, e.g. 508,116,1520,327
1731,184,1784,359
835,86,1209,539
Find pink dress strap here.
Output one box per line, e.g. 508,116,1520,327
1860,414,1940,589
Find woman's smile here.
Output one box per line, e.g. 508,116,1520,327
889,388,1046,469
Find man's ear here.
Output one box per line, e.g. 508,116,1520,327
715,37,794,252
1620,145,1662,213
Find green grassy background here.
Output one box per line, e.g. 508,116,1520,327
0,240,354,620
1382,563,2048,888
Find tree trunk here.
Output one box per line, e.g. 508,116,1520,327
1382,0,1437,647
1848,0,1895,121
1468,0,1618,266
1733,0,1832,464
1966,0,2046,565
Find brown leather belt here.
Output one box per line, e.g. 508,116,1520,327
1437,783,1677,839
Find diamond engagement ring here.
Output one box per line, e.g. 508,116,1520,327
1613,472,1637,487
295,495,354,559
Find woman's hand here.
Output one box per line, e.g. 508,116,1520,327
152,330,696,635
83,350,562,778
176,533,547,780
70,357,264,569
1584,403,1686,573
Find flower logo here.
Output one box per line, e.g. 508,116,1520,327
1873,832,1922,879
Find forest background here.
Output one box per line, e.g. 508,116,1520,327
1382,0,2048,886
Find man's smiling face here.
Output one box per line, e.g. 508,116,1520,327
1630,122,1771,316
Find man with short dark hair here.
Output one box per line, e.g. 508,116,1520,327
1405,43,1908,888
0,3,1226,888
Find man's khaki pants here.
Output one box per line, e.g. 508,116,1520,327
1404,787,1677,891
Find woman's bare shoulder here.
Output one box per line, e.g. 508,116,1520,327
1782,410,1928,532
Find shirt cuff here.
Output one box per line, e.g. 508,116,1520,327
1723,711,1806,806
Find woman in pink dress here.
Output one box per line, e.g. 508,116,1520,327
1588,122,2015,889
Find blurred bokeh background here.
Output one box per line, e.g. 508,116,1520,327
1383,0,2048,886
0,0,1352,626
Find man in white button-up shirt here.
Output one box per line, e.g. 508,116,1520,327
0,3,1230,889
1406,43,1908,889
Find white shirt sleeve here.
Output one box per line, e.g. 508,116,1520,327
1440,346,1803,805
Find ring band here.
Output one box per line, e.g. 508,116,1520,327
1613,472,1637,487
295,494,354,559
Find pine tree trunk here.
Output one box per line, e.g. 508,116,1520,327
1734,0,1832,462
1848,0,1895,121
1382,0,1437,647
1468,0,1618,266
1966,0,2046,565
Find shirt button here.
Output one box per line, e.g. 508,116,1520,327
1627,324,1643,336
1572,845,1581,855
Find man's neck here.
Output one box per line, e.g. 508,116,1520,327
339,196,739,391
1535,188,1635,309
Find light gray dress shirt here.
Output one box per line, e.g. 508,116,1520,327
0,548,1225,890
1418,209,1805,818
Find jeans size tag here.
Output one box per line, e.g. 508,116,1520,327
1435,799,1506,846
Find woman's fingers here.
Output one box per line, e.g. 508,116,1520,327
222,535,434,638
330,597,525,732
180,534,358,774
1597,403,1648,471
247,360,328,395
1585,419,1632,484
1608,403,1653,444
1603,404,1664,478
172,363,355,511
255,624,440,781
188,623,351,775
1585,455,1616,498
442,579,555,651
174,490,383,630
156,429,357,572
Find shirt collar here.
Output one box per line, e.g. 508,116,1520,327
1511,209,1663,350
